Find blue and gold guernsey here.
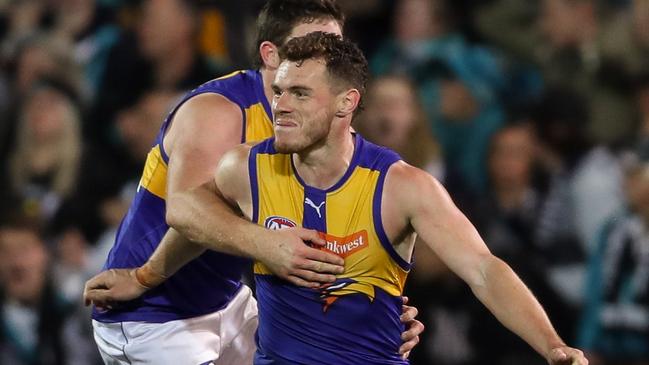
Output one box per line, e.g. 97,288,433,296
249,135,411,364
93,70,274,323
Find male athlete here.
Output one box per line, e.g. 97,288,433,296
153,33,588,363
86,1,422,364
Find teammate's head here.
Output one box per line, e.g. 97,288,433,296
254,0,344,69
271,32,367,153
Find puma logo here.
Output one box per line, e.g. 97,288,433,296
305,197,325,218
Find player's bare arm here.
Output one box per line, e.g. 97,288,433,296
167,144,345,288
383,161,588,365
84,95,343,301
83,93,244,303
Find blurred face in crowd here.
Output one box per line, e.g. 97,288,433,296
626,165,649,222
23,87,74,144
394,0,445,42
56,0,95,37
633,0,649,46
360,76,418,150
117,90,177,162
16,44,57,94
540,0,586,48
637,84,649,119
488,125,535,191
0,228,48,305
272,59,340,153
139,0,195,59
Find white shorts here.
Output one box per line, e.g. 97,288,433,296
93,285,258,365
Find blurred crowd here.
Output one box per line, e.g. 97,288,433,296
0,0,647,364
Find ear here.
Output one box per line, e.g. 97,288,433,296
259,41,281,69
335,89,361,118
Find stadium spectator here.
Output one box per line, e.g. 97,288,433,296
0,219,100,365
7,80,82,222
371,0,506,193
579,148,649,365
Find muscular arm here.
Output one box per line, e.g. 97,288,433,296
84,95,343,302
385,162,586,364
83,94,249,298
136,93,245,285
166,144,344,286
145,94,342,285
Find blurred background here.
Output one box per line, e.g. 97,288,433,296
0,0,648,364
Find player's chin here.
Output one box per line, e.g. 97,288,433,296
273,137,299,154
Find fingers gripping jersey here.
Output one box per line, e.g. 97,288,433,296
249,135,411,364
94,70,274,323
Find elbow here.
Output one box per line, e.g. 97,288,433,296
165,194,197,241
165,193,184,230
470,253,508,293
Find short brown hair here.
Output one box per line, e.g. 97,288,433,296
253,0,344,68
279,32,367,116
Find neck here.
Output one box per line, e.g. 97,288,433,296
154,44,195,89
293,127,355,190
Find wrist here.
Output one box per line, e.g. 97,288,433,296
134,264,168,289
246,225,277,261
544,339,567,357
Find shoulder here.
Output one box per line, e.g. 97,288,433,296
385,161,450,212
356,136,401,171
214,144,255,204
193,69,261,106
164,92,244,155
219,144,254,172
175,92,242,121
218,137,276,176
386,161,439,190
173,69,255,119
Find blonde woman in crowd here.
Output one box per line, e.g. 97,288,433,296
9,81,82,220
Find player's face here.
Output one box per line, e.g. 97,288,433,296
271,59,338,153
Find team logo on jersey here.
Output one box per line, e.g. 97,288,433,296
319,278,357,312
318,230,369,258
319,277,378,312
264,216,297,230
304,197,325,218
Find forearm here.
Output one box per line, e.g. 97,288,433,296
166,183,269,260
140,228,206,285
471,255,564,357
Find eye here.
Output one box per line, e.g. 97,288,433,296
293,90,307,98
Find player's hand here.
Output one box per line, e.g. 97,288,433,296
83,269,149,309
399,296,424,359
546,346,588,365
262,227,344,288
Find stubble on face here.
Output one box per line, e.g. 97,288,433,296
272,60,336,154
